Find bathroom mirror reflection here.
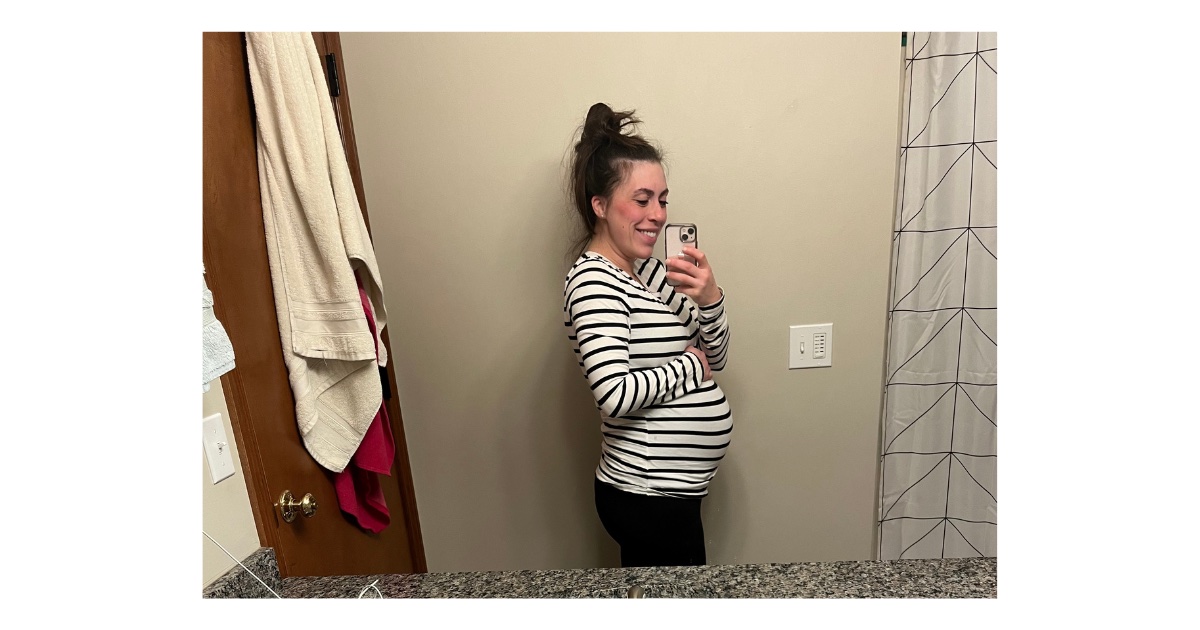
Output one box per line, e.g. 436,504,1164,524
202,31,997,590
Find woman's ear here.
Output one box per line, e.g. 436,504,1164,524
591,196,606,220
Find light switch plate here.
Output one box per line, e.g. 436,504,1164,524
203,413,236,484
789,323,833,369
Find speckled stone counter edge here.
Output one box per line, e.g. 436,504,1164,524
278,557,996,599
201,551,995,599
202,547,282,599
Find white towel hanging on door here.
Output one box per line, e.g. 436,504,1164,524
202,269,236,393
245,32,389,473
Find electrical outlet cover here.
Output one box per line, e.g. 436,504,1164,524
203,413,236,484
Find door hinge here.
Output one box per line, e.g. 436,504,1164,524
325,53,341,97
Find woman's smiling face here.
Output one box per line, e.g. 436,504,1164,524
591,160,669,267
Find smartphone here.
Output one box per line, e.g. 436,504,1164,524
664,223,699,286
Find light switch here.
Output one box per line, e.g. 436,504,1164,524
789,323,833,369
203,413,236,484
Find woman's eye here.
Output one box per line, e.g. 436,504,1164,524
660,200,669,208
635,199,649,207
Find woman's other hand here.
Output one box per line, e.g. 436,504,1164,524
685,345,712,382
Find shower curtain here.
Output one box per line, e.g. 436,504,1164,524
878,32,997,559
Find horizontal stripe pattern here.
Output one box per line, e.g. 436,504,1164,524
564,252,732,498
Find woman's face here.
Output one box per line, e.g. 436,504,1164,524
592,160,669,264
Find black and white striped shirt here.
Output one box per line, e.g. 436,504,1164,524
563,251,732,498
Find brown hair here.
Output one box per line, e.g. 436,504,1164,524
567,103,663,260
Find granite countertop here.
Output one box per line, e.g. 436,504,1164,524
204,548,995,599
281,557,995,599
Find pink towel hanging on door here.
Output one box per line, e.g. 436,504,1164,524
333,279,395,533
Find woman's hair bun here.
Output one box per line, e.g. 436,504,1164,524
581,102,639,144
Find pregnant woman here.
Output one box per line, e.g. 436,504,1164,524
562,103,732,567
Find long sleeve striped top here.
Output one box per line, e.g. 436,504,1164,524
563,251,732,498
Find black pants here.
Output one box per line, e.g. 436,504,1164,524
594,478,706,568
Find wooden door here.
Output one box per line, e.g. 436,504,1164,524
202,31,426,577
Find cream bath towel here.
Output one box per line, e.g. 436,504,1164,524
246,32,389,473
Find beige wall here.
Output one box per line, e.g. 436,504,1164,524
202,379,259,586
341,32,902,572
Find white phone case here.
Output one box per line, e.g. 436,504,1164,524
664,223,698,286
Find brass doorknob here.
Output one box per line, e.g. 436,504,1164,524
277,490,318,523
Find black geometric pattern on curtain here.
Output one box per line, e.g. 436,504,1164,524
878,32,997,560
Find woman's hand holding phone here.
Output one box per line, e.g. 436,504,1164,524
665,245,722,307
